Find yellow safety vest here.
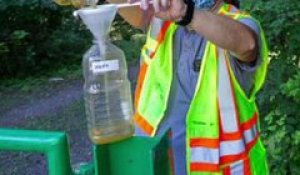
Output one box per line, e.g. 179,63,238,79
134,3,269,175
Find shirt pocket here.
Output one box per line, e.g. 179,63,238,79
189,56,202,96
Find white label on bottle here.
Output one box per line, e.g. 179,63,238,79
91,60,119,73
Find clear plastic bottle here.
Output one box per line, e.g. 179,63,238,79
75,4,133,144
83,40,134,144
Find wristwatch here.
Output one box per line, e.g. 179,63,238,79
175,0,195,26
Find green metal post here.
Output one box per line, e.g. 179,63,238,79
93,131,171,175
0,129,73,175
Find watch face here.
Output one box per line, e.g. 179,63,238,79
193,0,215,10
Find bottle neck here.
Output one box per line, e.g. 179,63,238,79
93,39,108,56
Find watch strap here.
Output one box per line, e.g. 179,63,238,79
175,0,195,26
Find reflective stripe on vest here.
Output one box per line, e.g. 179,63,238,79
223,158,251,175
189,48,259,172
218,48,246,164
218,48,239,134
191,147,219,164
220,139,245,157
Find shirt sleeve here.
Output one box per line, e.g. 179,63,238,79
229,18,262,97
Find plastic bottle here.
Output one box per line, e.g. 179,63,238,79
82,41,134,144
78,6,134,144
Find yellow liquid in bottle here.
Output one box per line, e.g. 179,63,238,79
89,120,134,144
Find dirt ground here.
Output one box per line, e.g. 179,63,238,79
0,66,139,175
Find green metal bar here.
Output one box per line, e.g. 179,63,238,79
0,129,73,175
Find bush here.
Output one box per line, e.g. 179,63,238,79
0,0,92,78
242,0,300,174
0,0,142,79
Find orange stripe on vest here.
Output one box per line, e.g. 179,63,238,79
133,113,154,135
150,21,172,58
190,138,219,148
190,162,220,172
220,152,247,165
241,113,258,130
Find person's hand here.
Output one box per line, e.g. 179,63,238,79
153,0,187,21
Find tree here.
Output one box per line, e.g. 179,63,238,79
0,0,92,78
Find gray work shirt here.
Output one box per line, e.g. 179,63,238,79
135,18,261,175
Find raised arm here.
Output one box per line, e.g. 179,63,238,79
188,8,258,62
148,0,258,62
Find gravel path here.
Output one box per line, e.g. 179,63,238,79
0,80,83,126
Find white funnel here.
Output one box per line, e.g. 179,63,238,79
75,5,117,43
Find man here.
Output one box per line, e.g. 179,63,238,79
112,0,269,174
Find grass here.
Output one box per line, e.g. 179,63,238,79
0,63,82,92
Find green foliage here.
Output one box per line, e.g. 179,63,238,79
242,0,300,174
0,0,92,78
111,15,143,41
111,15,144,65
0,0,142,79
113,34,145,65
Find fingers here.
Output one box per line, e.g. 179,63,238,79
131,0,170,12
153,0,161,12
161,0,170,10
153,0,170,12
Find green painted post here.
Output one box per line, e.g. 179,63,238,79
0,129,73,175
93,131,171,175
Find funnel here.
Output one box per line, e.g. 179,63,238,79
75,5,117,42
